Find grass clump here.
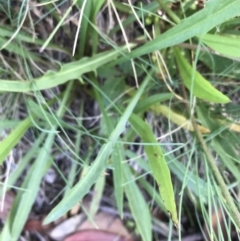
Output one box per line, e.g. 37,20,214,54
0,0,240,240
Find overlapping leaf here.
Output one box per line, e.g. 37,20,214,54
174,48,230,103
151,104,210,133
124,164,152,241
201,34,240,59
44,73,151,225
0,47,130,92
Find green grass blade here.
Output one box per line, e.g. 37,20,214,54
43,73,151,224
0,222,11,241
196,105,240,181
126,149,209,202
89,174,106,218
0,26,69,53
11,133,54,239
124,163,152,241
91,75,124,217
0,48,125,92
134,93,173,113
0,117,32,164
129,113,178,227
0,120,21,129
44,143,112,224
174,48,230,103
0,131,54,241
129,0,240,58
0,37,40,61
112,144,124,218
0,133,46,196
76,0,92,56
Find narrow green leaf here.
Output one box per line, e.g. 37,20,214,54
129,113,178,227
174,48,230,103
0,26,65,51
44,144,112,224
44,73,151,224
92,0,105,17
89,174,106,218
0,48,127,92
112,144,124,218
0,132,54,241
0,117,32,164
76,0,92,56
201,34,240,59
10,133,54,240
0,222,11,241
0,37,40,61
134,93,173,113
126,149,209,202
124,163,152,241
0,133,46,196
129,0,240,58
0,120,21,129
92,76,124,217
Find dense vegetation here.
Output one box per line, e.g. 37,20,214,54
0,0,240,240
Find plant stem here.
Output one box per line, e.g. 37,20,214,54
192,117,240,230
156,0,181,24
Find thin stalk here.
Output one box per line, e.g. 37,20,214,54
155,0,180,24
192,117,240,230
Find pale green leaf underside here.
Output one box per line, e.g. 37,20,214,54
201,34,240,59
174,48,230,104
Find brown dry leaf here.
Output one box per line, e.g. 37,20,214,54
78,211,131,239
50,211,133,241
49,214,85,241
151,104,210,134
50,197,133,241
24,216,53,233
64,230,133,241
216,119,240,133
0,190,15,221
228,123,240,132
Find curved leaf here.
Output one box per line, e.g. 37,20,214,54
174,48,230,103
129,114,178,227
